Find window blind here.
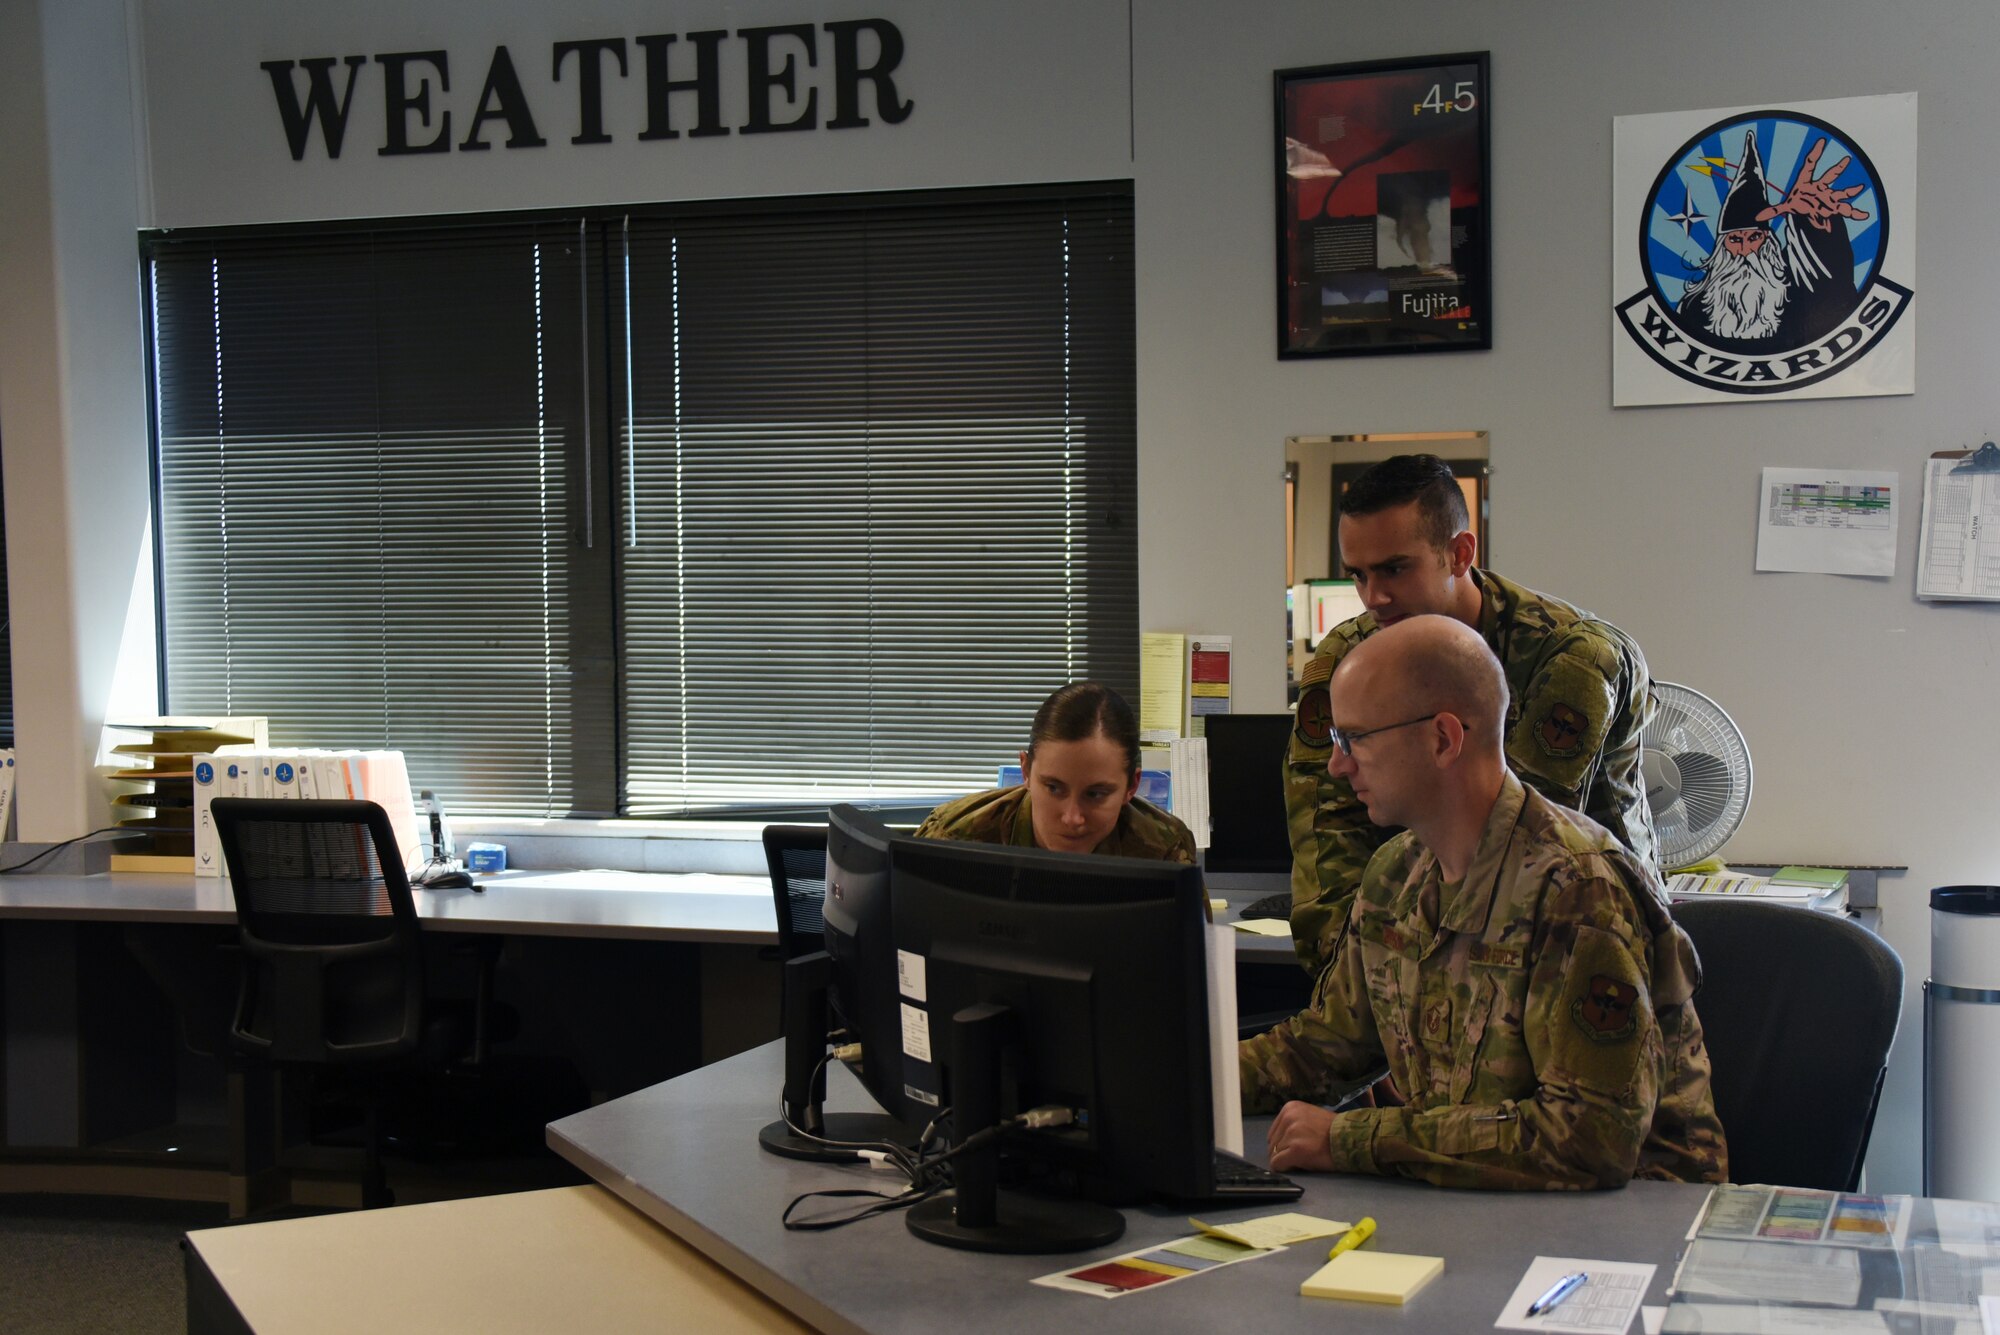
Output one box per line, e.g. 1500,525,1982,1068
149,221,587,816
616,191,1137,810
146,184,1137,817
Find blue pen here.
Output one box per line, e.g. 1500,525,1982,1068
1526,1271,1587,1317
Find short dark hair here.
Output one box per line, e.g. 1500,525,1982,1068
1026,682,1141,777
1338,454,1470,551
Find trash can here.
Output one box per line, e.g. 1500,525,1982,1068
1926,886,2000,1199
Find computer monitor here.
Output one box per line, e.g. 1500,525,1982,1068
888,835,1220,1252
758,805,919,1162
820,804,933,1130
1202,713,1295,874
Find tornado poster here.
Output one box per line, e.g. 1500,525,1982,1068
1612,92,1915,407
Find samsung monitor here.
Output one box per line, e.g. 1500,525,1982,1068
888,835,1290,1253
1202,713,1297,874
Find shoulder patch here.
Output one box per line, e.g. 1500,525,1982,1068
1549,924,1650,1095
1295,684,1332,748
1536,702,1590,758
1571,974,1639,1042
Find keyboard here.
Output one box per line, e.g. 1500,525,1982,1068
1239,891,1292,920
1208,1148,1303,1201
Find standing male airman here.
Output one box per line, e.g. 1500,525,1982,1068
1288,454,1656,976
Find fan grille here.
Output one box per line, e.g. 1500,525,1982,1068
1642,682,1752,868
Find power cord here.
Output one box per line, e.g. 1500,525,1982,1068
0,827,127,875
776,1045,1077,1232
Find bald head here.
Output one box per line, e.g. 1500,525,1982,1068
1334,614,1508,752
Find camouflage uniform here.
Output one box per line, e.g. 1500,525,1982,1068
1241,773,1726,1190
914,785,1198,864
1287,569,1656,975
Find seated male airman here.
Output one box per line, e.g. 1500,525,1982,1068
1242,615,1727,1189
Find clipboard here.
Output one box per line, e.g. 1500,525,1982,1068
1916,445,2000,600
1944,441,2000,475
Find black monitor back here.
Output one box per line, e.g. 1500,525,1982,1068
889,836,1214,1200
822,805,930,1128
1203,713,1294,874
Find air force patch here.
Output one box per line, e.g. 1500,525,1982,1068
1537,703,1589,758
1573,975,1639,1042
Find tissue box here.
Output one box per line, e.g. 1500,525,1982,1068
465,843,507,873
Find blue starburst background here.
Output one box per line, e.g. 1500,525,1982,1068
1645,114,1884,307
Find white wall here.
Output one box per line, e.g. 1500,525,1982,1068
4,0,1996,1193
0,0,155,841
139,0,1132,226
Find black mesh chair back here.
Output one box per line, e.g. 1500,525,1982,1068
213,798,424,1066
1674,899,1903,1191
763,825,830,960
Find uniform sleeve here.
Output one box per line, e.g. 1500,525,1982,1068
913,806,950,840
1504,628,1627,812
1317,882,1664,1190
1238,910,1385,1112
1285,670,1396,976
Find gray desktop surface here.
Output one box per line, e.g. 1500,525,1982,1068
549,1041,1707,1335
0,869,777,942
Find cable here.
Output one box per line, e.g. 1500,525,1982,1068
776,1097,1077,1232
781,1183,941,1231
0,827,127,875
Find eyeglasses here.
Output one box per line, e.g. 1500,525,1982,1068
1330,713,1437,756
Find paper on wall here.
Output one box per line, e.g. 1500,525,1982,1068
1755,467,1897,577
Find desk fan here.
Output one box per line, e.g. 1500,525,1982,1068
1641,682,1752,870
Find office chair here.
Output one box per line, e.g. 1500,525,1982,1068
763,825,830,962
1674,899,1903,1191
214,797,469,1208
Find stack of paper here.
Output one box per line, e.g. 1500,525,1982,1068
1664,869,1848,912
107,716,268,873
1169,737,1210,848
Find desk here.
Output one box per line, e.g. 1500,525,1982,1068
547,1041,1710,1334
185,1184,812,1335
0,868,777,942
0,870,778,1209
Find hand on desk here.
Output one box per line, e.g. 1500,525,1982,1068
1268,1100,1336,1173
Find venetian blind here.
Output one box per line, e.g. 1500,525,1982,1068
148,221,586,816
616,189,1137,810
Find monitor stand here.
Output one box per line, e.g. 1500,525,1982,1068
758,952,911,1163
906,1002,1125,1254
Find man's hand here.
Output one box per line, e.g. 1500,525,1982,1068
1268,1100,1337,1172
1756,136,1870,232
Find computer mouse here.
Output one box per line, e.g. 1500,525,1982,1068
422,869,477,891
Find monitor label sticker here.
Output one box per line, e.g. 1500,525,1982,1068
897,950,928,1003
900,1001,933,1063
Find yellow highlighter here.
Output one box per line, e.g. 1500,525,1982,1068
1328,1216,1377,1259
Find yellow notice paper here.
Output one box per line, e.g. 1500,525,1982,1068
1139,632,1186,743
1232,918,1294,937
1190,1213,1350,1250
1300,1251,1444,1304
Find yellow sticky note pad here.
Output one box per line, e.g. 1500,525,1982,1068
1299,1250,1444,1304
1232,918,1294,937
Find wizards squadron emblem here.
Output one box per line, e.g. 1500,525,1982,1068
1616,111,1911,395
